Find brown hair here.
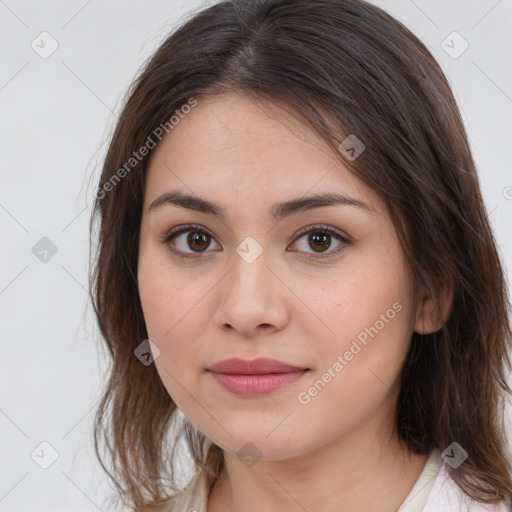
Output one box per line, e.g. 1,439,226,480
89,0,512,510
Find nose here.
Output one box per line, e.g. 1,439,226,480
212,246,289,338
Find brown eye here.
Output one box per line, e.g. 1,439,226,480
185,231,211,252
307,232,333,253
289,225,350,259
163,225,220,257
163,224,350,260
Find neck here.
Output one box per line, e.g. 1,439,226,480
207,417,428,512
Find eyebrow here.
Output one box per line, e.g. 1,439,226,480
148,190,374,221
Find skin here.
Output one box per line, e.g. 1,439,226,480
137,93,451,512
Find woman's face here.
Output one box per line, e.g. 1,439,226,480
138,93,426,461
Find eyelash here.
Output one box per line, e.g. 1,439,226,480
161,223,351,260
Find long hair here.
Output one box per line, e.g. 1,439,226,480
89,0,512,509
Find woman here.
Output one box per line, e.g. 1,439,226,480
89,1,512,510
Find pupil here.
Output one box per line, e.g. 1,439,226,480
188,232,209,252
309,232,331,252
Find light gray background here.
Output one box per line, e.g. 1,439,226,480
1,0,511,510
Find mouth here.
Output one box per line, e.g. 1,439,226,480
206,357,310,396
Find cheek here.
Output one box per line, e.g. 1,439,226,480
138,266,207,411
139,280,207,361
295,284,412,436
138,244,206,341
310,251,415,382
316,268,410,339
137,253,213,394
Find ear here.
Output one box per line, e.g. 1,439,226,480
414,283,454,335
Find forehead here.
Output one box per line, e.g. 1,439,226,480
143,93,384,218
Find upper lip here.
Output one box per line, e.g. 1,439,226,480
207,357,308,375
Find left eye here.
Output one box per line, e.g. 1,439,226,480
162,224,350,259
290,227,349,257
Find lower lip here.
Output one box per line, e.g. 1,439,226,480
209,370,309,396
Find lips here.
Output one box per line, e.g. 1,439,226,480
207,357,310,396
207,357,308,374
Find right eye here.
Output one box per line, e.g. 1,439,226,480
162,224,221,258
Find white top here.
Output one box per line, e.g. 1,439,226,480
163,449,511,511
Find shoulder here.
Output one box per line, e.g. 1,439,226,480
138,469,210,512
141,469,211,512
422,461,511,512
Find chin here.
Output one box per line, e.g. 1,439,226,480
211,432,310,464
